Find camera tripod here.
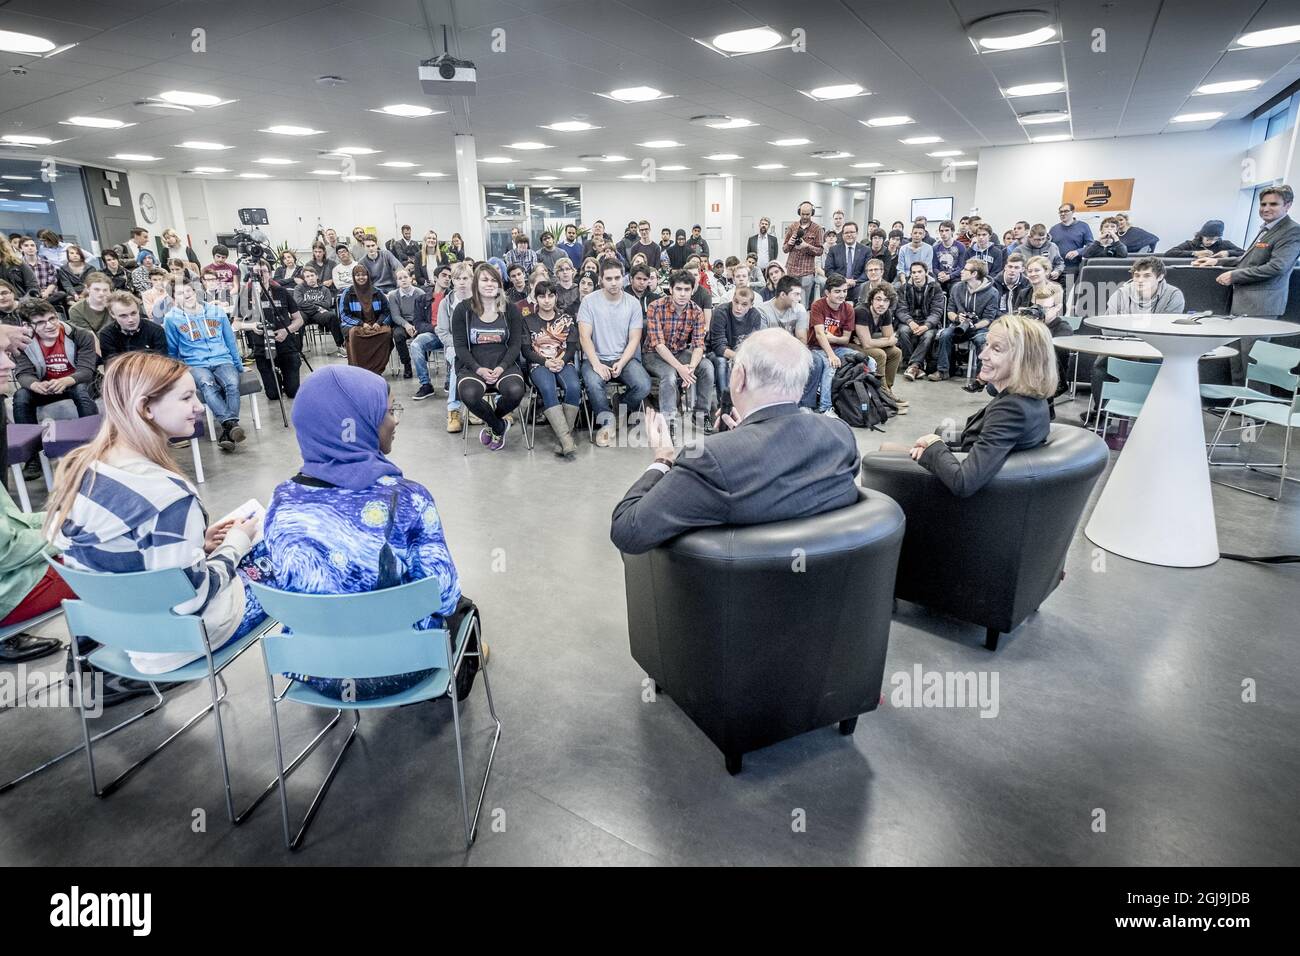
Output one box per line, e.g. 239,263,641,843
240,256,313,427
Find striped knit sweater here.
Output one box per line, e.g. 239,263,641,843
50,457,252,674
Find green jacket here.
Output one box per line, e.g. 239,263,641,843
0,485,57,621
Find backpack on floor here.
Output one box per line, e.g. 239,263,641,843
831,354,897,431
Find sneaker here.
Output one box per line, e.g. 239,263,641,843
413,384,435,401
903,366,921,381
479,426,494,447
227,423,246,443
821,408,836,417
217,424,235,451
595,427,613,447
928,371,949,382
335,348,348,358
446,409,463,433
489,420,511,451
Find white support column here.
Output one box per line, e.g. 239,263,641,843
454,134,485,260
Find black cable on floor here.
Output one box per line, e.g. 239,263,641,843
1221,553,1300,564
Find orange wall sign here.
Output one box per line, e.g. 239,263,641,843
1061,179,1135,212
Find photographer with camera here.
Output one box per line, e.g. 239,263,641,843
934,259,1000,385
232,257,307,405
782,201,825,304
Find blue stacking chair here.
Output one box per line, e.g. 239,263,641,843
244,576,500,851
1205,341,1300,460
0,561,274,817
1095,358,1160,436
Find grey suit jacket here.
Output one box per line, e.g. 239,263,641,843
747,233,779,262
610,403,860,554
1227,215,1300,316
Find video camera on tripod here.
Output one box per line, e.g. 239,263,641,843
232,230,276,264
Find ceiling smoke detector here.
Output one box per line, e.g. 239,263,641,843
315,75,349,88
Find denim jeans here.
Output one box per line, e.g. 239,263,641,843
581,357,651,425
411,331,444,387
643,349,717,421
935,325,967,374
12,382,99,424
816,347,873,412
803,351,825,409
443,344,461,411
711,355,731,403
529,362,581,408
190,363,241,423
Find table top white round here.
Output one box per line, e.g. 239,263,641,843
1084,313,1300,338
1053,335,1237,360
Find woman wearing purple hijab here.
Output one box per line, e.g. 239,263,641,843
261,364,485,700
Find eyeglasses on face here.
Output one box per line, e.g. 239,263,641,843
389,402,404,421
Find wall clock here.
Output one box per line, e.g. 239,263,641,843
138,192,159,223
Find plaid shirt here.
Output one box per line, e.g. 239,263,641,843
505,249,537,274
645,297,706,352
29,256,57,290
782,220,825,277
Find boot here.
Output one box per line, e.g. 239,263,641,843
544,405,578,459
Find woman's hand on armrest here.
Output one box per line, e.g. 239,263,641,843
909,434,942,460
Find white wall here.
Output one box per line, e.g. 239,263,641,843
580,181,695,242
125,170,181,239
869,170,978,231
973,122,1253,249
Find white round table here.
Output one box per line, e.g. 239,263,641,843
1078,313,1299,567
1053,334,1236,362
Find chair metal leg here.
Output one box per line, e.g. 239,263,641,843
39,452,52,491
11,464,31,512
250,393,262,431
455,614,500,848
205,406,218,443
191,438,204,484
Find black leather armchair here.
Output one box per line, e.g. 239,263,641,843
621,489,905,774
859,424,1108,650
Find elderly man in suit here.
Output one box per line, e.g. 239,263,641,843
610,328,860,554
747,217,780,273
823,221,869,303
1211,184,1300,384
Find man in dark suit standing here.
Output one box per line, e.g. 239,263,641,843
747,217,780,274
1211,184,1300,384
611,328,860,554
823,221,868,302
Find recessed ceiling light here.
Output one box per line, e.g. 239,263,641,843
1030,134,1071,143
803,83,868,100
506,141,550,150
768,137,811,146
927,149,963,157
1003,81,1065,97
1,175,34,180
1236,25,1300,48
343,175,374,181
191,166,229,173
239,173,270,178
113,154,160,161
558,166,590,172
0,30,56,54
845,182,868,187
618,173,645,180
479,156,516,163
639,139,683,148
704,153,742,161
948,160,978,167
132,100,194,115
1195,79,1262,95
254,157,297,165
850,162,883,168
707,117,755,129
178,141,231,150
532,175,559,181
332,146,378,155
864,116,914,127
1017,111,1069,125
792,171,819,176
658,165,689,171
810,149,852,159
375,104,436,117
309,169,342,175
599,154,629,162
2,134,54,146
62,116,132,129
19,193,46,199
263,125,323,136
413,171,445,177
542,120,601,132
976,26,1057,50
379,161,417,167
709,27,784,54
604,86,667,102
160,90,223,107
753,163,786,170
1171,111,1224,123
900,135,943,144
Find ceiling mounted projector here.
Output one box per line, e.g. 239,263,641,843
420,54,477,95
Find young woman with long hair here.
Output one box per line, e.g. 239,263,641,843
451,262,526,450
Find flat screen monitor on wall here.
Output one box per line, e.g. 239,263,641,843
910,197,954,224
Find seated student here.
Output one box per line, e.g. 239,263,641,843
45,352,267,675
452,261,527,450
852,281,906,408
758,261,785,302
935,258,999,382
129,251,158,295
1079,216,1129,261
1168,219,1244,261
98,248,132,292
100,290,167,364
1083,257,1187,422
809,274,872,416
293,265,345,354
0,279,20,325
577,260,653,447
896,262,947,381
386,267,431,381
932,220,968,293
67,272,114,337
1114,213,1159,254
1011,224,1065,281
163,279,247,451
504,263,530,305
610,328,860,554
331,245,357,292
755,275,821,410
12,298,99,424
644,269,717,437
56,245,93,303
965,223,1004,277
709,285,763,406
273,249,303,287
519,280,581,459
434,262,474,430
261,365,483,702
878,314,1055,498
340,264,393,376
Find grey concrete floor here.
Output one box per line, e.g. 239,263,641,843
2,351,1297,866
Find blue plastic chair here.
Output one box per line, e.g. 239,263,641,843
244,576,500,850
0,560,275,818
1210,394,1300,500
1205,341,1300,460
1096,358,1159,436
